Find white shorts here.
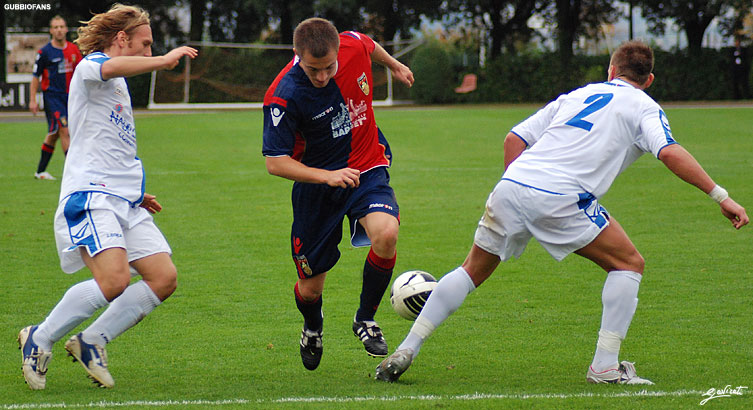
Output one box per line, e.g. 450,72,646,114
474,179,609,261
54,192,172,273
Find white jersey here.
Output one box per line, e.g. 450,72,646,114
61,52,144,205
504,78,676,198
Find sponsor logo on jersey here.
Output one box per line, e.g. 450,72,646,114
369,203,394,211
271,107,285,127
347,98,367,128
331,102,352,138
109,111,136,146
357,72,369,95
311,106,334,121
114,87,125,98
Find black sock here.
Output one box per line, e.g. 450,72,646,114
355,248,395,322
37,143,54,173
295,282,323,331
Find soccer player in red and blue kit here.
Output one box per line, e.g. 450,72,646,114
262,17,414,371
29,15,82,180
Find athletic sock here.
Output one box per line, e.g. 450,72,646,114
81,280,162,346
295,282,323,331
590,270,641,372
36,143,54,173
397,267,476,358
33,279,109,351
355,248,395,322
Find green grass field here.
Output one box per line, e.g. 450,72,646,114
1,106,752,409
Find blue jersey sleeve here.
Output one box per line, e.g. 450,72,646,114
262,96,300,157
32,50,46,78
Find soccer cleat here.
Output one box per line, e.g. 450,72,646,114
300,326,323,371
34,172,56,180
353,320,388,357
18,326,52,390
64,333,114,388
375,348,414,382
586,361,654,385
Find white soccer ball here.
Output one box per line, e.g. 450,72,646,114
390,270,437,320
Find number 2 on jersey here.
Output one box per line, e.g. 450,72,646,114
565,93,613,131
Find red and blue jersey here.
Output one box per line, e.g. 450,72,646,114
33,41,82,95
262,32,390,173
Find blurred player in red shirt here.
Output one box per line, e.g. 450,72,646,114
29,15,82,180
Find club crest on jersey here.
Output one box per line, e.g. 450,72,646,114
357,72,369,96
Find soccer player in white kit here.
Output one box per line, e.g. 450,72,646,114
376,40,749,384
18,4,197,390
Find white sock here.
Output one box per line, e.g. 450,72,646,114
397,267,476,358
590,270,641,372
34,279,109,351
81,280,161,346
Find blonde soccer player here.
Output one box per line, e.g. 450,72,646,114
19,4,197,390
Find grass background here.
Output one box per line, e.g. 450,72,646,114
1,106,752,409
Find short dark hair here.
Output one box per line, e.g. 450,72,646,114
610,40,654,84
50,15,66,26
293,17,339,58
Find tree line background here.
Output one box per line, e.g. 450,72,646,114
3,0,753,104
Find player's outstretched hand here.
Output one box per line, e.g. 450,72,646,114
162,46,198,70
140,193,163,214
327,168,360,188
720,197,748,229
392,62,414,88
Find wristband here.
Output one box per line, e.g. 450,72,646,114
708,185,729,204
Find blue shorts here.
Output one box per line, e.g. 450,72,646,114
290,167,399,278
43,92,68,134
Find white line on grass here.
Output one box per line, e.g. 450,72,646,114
2,389,709,408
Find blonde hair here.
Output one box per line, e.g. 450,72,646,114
75,4,150,55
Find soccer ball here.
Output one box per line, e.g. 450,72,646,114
390,270,437,320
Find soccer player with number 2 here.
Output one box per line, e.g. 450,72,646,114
376,40,748,384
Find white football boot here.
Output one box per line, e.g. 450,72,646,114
65,333,114,388
19,326,52,390
587,360,654,385
375,348,414,382
34,171,56,180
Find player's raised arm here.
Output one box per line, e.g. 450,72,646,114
102,46,197,79
658,143,748,229
371,41,414,88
